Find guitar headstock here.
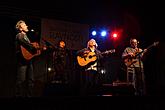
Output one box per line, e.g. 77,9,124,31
105,49,116,54
153,41,159,46
111,49,116,53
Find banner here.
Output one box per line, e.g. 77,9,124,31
41,18,89,50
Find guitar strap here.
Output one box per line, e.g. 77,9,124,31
24,34,31,43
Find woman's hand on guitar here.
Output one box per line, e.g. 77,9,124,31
128,52,135,57
84,50,90,54
83,50,90,57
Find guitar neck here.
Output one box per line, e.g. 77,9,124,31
135,41,159,57
94,51,109,57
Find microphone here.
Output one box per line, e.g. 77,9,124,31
30,29,35,32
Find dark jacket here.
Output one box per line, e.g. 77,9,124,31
15,33,37,65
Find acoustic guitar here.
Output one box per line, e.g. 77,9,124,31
21,42,42,60
124,41,159,67
77,49,115,66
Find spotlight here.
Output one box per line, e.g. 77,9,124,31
92,30,97,36
113,33,118,38
101,31,107,37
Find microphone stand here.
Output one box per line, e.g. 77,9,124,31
137,49,143,95
42,39,56,83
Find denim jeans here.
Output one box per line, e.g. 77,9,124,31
15,62,34,97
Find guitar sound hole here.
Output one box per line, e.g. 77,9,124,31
89,56,92,59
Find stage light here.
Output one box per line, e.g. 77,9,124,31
101,30,107,37
111,28,123,39
92,30,97,36
112,33,118,38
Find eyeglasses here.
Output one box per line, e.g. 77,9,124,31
131,41,137,43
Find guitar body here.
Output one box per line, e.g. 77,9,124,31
77,52,97,66
124,51,139,67
77,49,115,66
124,58,137,67
21,42,41,60
124,41,159,67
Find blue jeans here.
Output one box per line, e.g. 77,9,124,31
15,62,34,97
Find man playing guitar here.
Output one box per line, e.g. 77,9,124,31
122,38,147,96
15,20,44,97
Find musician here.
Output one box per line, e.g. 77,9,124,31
77,39,103,96
122,38,147,96
52,40,70,84
15,20,37,97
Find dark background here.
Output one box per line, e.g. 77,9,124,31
0,0,165,97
